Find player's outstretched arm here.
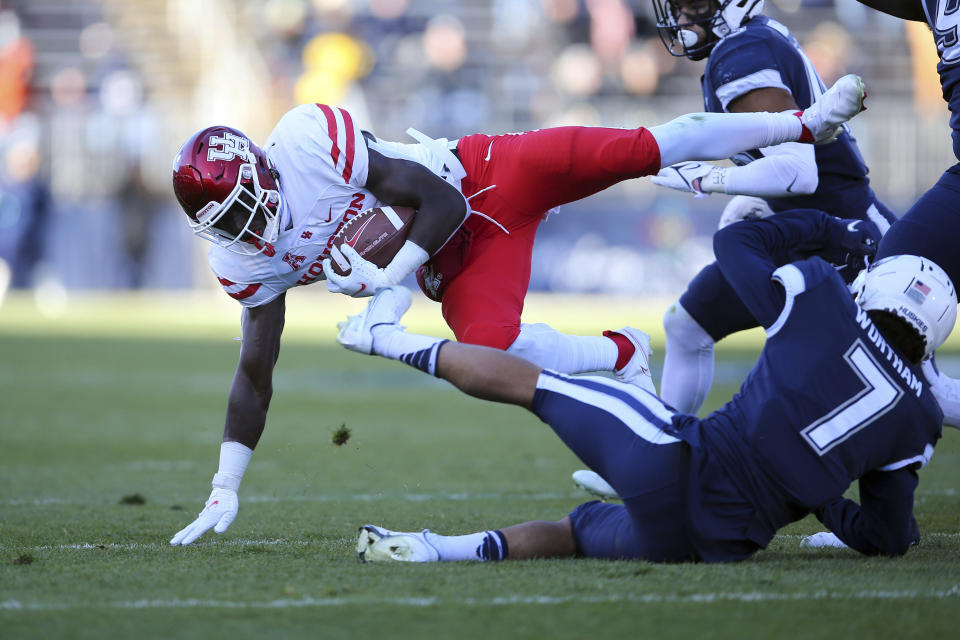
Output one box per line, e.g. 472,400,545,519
336,286,540,409
855,0,926,21
223,295,286,447
171,294,286,546
713,210,877,328
324,148,468,297
813,467,921,556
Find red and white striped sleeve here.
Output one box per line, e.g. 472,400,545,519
312,104,370,188
214,276,282,308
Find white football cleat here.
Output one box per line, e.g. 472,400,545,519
357,525,440,563
922,359,960,429
797,74,866,144
336,285,412,354
609,326,656,394
572,470,620,501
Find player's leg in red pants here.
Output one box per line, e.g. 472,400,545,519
458,126,661,218
439,220,539,349
436,126,661,349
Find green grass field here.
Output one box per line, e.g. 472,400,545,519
1,292,959,639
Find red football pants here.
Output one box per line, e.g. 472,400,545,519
431,126,661,350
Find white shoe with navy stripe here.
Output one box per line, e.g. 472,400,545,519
357,525,441,563
336,285,412,354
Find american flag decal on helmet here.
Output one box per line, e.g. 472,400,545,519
907,279,931,304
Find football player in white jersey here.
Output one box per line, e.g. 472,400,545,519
169,83,866,545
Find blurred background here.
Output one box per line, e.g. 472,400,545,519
0,0,950,309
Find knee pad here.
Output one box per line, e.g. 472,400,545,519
663,303,714,350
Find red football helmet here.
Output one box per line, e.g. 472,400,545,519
172,126,281,255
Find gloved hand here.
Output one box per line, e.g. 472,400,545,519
651,161,719,198
170,487,239,546
323,244,390,298
800,531,848,548
824,218,879,273
718,195,774,230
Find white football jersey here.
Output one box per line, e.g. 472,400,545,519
207,104,466,307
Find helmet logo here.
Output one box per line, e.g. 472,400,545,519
906,279,931,304
207,132,251,162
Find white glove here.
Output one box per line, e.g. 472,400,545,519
651,162,722,198
922,359,960,429
800,531,848,549
718,195,774,230
170,487,239,546
323,244,390,298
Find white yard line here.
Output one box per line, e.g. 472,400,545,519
2,532,958,553
2,487,957,507
0,491,579,506
2,586,958,612
2,539,312,551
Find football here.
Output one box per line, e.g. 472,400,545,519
329,205,416,276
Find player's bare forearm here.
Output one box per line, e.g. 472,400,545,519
365,148,468,255
855,0,926,21
223,369,270,448
223,295,286,448
435,342,541,410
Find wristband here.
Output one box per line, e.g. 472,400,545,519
383,240,429,285
211,441,253,491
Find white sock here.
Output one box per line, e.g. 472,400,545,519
507,322,618,373
660,302,715,415
424,530,508,562
650,111,803,168
372,325,447,376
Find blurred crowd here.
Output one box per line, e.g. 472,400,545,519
0,0,949,302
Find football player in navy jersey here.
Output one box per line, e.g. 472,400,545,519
336,212,954,564
851,0,960,427
647,0,899,417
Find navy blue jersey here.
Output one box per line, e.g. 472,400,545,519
922,0,960,158
676,213,942,555
702,16,887,221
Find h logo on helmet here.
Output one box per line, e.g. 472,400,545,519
207,132,251,162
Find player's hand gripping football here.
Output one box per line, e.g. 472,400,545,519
170,487,239,546
323,244,390,297
651,161,717,198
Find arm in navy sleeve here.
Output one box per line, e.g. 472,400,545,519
712,209,838,328
814,467,920,556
